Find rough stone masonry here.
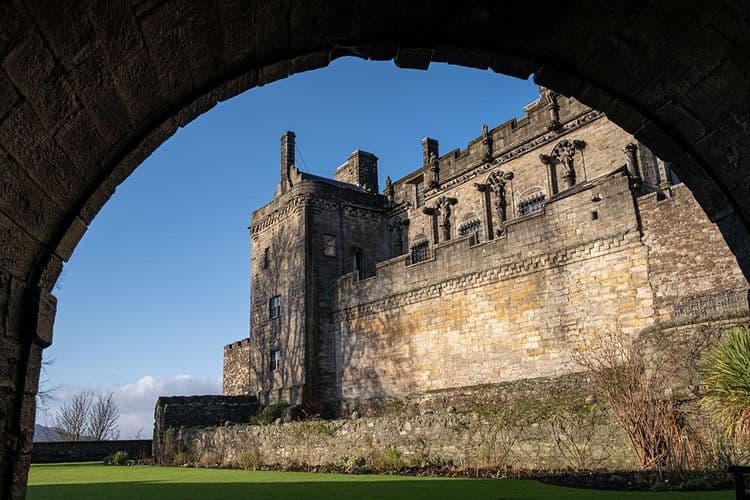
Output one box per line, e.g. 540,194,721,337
223,87,750,416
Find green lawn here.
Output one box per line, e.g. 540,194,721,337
27,463,734,500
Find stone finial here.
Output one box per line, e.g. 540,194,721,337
422,137,439,166
482,124,493,162
428,152,440,188
384,176,394,205
624,142,643,190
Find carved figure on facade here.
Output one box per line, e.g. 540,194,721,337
425,196,457,242
482,124,493,162
541,139,586,189
487,170,513,235
428,152,440,188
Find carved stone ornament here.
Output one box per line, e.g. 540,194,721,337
551,139,586,188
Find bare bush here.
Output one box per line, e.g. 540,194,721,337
575,329,697,472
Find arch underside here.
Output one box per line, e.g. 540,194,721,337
1,1,749,498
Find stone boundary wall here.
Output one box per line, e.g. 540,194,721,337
31,440,152,463
153,395,259,463
162,410,634,471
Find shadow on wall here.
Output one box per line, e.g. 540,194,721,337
336,294,420,414
250,221,307,405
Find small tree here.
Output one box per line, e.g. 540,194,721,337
87,392,120,440
703,327,750,444
36,354,59,420
54,390,121,441
54,391,93,441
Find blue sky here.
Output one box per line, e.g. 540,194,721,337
42,58,539,435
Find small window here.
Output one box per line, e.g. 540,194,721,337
270,349,281,372
518,193,546,215
591,210,599,220
263,247,270,269
410,241,430,264
459,220,483,245
323,235,336,257
414,180,425,208
269,295,281,319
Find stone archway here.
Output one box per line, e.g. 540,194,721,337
1,2,749,497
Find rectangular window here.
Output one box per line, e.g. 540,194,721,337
459,220,483,245
414,180,425,208
270,349,281,372
518,193,546,216
263,247,270,269
323,234,336,257
410,241,430,264
269,295,281,319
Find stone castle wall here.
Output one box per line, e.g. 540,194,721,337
639,184,750,321
332,172,654,403
223,339,251,396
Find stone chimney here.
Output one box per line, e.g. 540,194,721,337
280,131,295,193
422,137,439,166
334,150,379,193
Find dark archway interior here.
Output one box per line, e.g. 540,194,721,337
1,2,749,498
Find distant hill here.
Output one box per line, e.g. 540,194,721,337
33,424,92,442
34,424,63,442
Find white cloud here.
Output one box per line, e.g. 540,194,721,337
41,375,221,439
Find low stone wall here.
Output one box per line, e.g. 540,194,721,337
161,410,634,471
153,395,260,463
31,440,152,463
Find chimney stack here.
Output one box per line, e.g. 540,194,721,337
280,131,295,192
334,150,379,193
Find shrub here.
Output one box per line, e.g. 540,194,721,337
375,446,404,473
111,451,129,466
575,329,698,471
237,440,264,471
249,403,290,425
339,455,366,470
702,327,750,444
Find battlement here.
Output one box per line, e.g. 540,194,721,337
224,338,251,351
391,89,589,189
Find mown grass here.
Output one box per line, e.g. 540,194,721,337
27,462,733,500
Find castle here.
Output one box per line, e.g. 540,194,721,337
223,88,749,416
